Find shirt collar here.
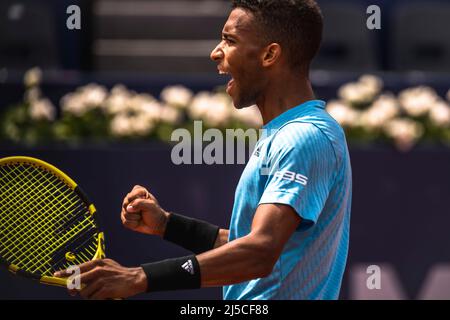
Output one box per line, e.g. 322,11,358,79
262,100,326,131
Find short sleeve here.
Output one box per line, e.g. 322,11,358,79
258,123,337,231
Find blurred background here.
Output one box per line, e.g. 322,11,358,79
1,0,450,300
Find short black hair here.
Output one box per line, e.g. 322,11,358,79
232,0,323,71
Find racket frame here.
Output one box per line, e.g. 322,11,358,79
0,156,106,287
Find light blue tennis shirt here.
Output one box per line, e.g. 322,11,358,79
223,100,352,300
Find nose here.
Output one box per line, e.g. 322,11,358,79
210,43,224,62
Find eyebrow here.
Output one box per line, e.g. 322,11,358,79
222,31,239,41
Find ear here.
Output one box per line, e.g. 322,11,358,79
262,43,282,67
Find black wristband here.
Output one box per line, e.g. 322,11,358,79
141,255,201,292
163,212,220,254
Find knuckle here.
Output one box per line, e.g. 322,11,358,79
93,266,102,274
96,260,105,267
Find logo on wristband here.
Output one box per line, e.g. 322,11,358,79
181,259,195,275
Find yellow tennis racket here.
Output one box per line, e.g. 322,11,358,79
0,156,105,288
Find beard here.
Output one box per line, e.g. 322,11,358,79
230,80,261,110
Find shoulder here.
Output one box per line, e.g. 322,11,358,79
270,121,335,155
263,122,339,178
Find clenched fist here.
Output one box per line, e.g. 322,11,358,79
120,185,170,237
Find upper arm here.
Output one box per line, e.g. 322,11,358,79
259,123,337,231
249,203,301,262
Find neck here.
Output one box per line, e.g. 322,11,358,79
256,74,316,125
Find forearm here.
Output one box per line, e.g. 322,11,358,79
197,234,276,287
213,229,229,248
140,204,299,294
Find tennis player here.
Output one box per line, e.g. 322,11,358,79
56,0,352,300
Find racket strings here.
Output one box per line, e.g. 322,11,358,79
0,163,95,273
0,162,98,276
0,163,78,265
50,228,99,272
18,217,92,273
0,164,80,252
1,165,77,242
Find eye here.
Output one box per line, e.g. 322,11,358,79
222,36,236,45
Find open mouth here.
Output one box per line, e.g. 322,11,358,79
218,69,235,94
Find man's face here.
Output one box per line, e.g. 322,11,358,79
211,8,267,109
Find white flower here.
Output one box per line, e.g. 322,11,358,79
359,94,400,130
80,84,108,107
111,84,130,96
371,94,399,119
160,105,182,125
326,100,359,127
61,83,108,116
61,93,87,117
338,75,383,105
188,92,214,119
24,67,42,88
383,118,424,151
338,83,372,105
110,114,156,137
429,101,450,127
233,105,263,128
108,89,162,137
132,115,156,136
359,74,383,94
110,114,132,137
126,94,158,117
201,93,233,127
105,85,133,115
29,98,55,121
160,85,193,109
359,109,386,130
398,86,439,117
338,83,363,104
188,92,235,127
